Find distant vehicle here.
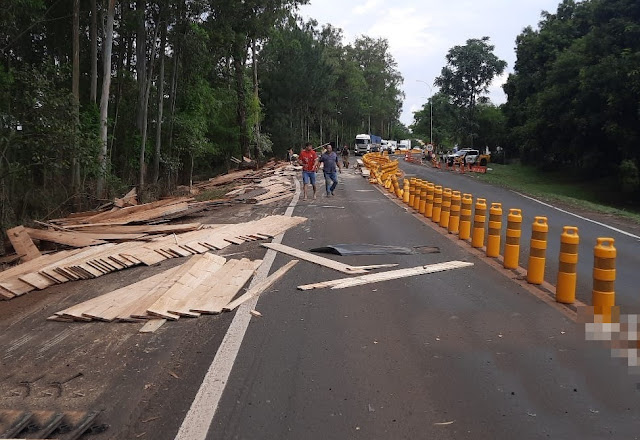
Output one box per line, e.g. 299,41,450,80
399,139,411,150
381,140,397,153
355,133,382,155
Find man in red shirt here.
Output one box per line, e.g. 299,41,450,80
298,142,318,200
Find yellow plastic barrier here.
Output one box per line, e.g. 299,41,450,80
459,194,473,240
419,181,427,214
425,183,435,219
432,185,443,223
471,198,487,248
412,180,422,210
403,179,410,204
448,191,461,234
409,178,416,207
486,202,502,257
556,226,579,304
593,238,616,319
503,209,522,269
439,188,452,228
527,216,548,285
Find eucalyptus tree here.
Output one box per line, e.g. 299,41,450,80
435,37,506,146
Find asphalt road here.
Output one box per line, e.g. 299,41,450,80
206,167,640,440
399,160,640,313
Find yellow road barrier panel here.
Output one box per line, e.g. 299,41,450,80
448,191,461,234
527,216,549,285
486,202,502,257
419,181,428,214
556,226,579,304
425,183,435,219
432,185,443,223
593,237,616,320
459,194,473,240
503,209,522,269
439,188,452,228
471,198,487,248
403,179,410,204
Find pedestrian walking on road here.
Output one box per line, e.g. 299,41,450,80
298,142,318,200
319,144,342,196
341,145,350,169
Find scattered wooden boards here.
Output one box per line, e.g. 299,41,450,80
24,228,109,248
6,226,41,262
297,260,474,290
0,215,306,300
261,243,395,275
53,254,264,325
224,259,298,311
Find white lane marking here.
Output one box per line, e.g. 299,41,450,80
174,178,301,440
512,191,640,240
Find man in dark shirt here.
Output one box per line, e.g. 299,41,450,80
318,145,342,196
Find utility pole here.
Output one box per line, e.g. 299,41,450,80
417,80,433,144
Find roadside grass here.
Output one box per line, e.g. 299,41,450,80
474,163,640,224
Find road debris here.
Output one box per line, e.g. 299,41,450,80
434,420,455,425
250,310,262,317
168,371,180,379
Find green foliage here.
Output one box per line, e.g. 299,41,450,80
433,37,506,147
504,0,640,194
619,160,639,194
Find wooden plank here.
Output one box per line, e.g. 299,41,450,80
139,319,166,333
163,255,228,316
255,192,294,205
261,242,368,274
62,223,201,234
6,226,41,262
24,227,108,247
55,265,183,320
297,261,474,290
189,259,262,314
224,259,298,311
146,254,227,319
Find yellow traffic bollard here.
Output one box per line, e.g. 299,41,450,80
459,194,473,240
556,226,579,304
413,180,422,210
409,178,417,207
486,202,502,257
402,179,410,204
425,183,435,219
527,216,549,285
432,185,443,223
448,191,461,234
503,209,522,269
439,188,452,228
419,181,428,214
592,238,616,319
471,198,487,248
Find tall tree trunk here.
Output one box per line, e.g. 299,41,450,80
90,0,98,104
152,20,166,184
166,50,179,157
251,39,260,161
97,0,116,198
136,0,147,135
232,36,249,158
139,20,159,190
72,0,81,200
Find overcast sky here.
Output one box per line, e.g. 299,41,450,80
298,0,562,128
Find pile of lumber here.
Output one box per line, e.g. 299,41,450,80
3,163,298,263
51,253,262,324
224,174,296,205
0,215,306,301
